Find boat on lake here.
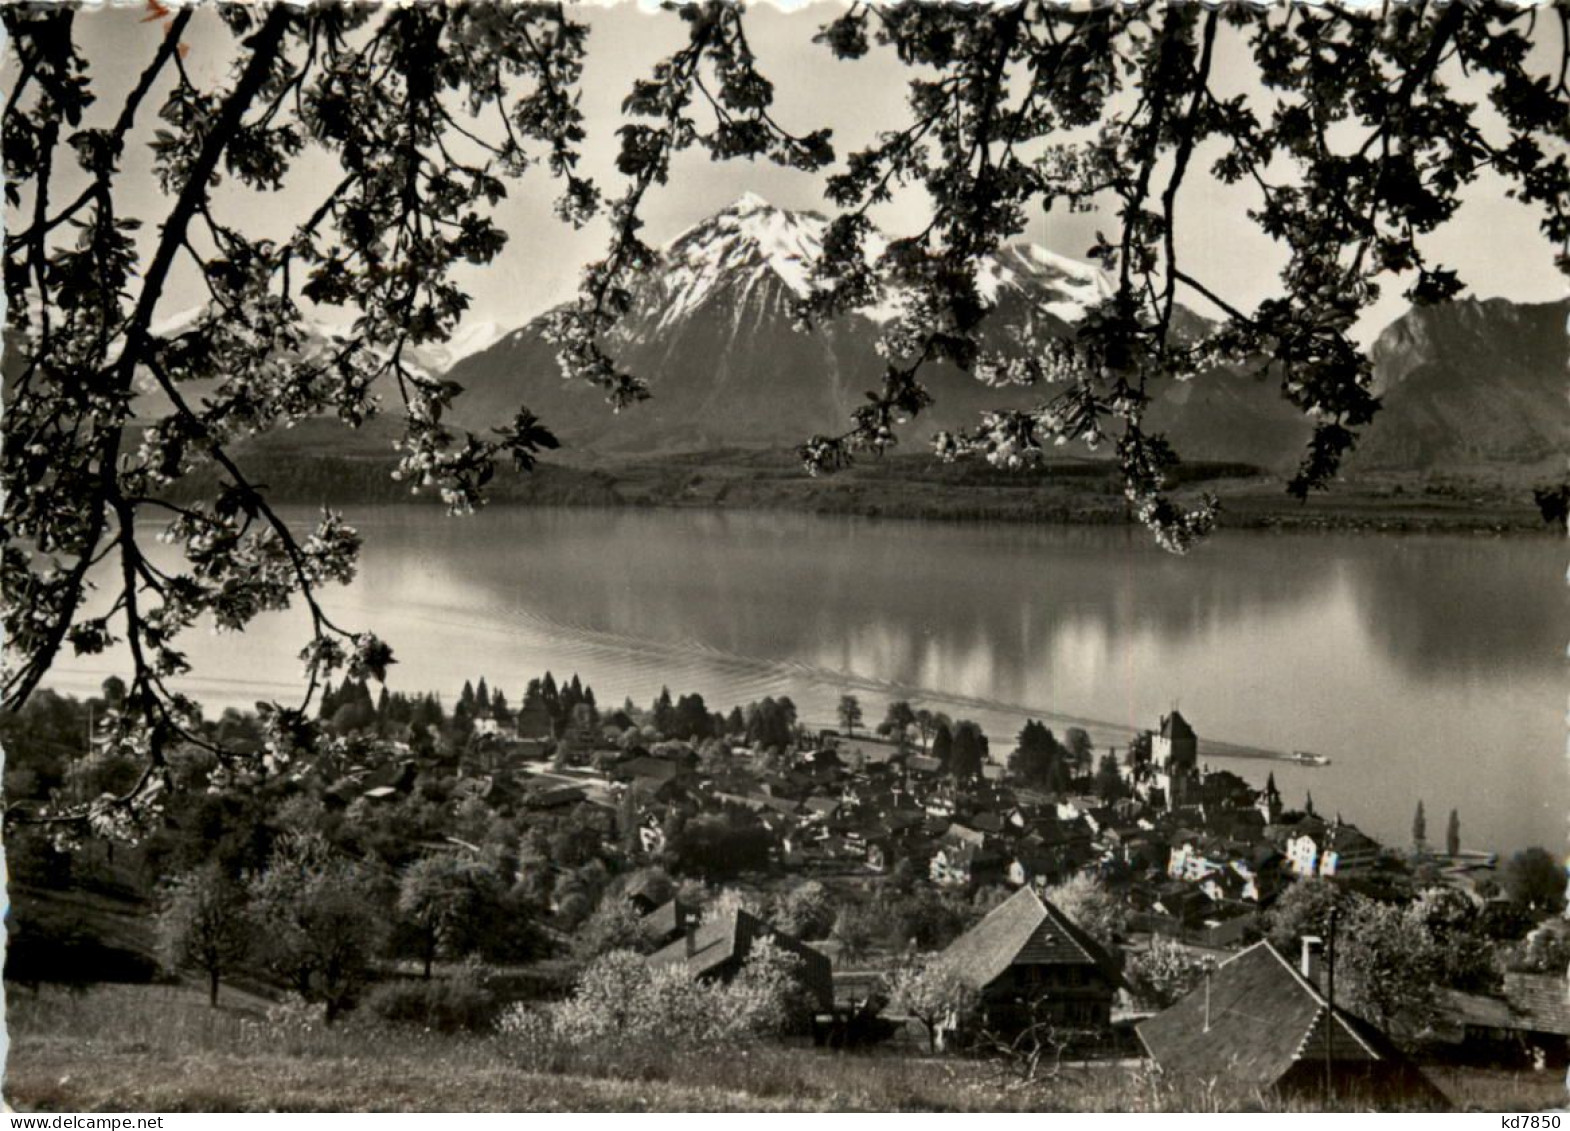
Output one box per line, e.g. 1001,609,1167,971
1291,750,1332,767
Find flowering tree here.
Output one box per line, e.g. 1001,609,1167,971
540,939,811,1048
885,954,976,1053
247,834,390,1023
5,2,1568,830
1334,898,1441,1039
157,861,252,1007
1044,872,1128,948
3,3,599,832
571,896,660,963
1124,936,1210,1011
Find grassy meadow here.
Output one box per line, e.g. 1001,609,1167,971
4,981,1564,1113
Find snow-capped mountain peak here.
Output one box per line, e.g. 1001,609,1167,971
982,241,1114,324
650,193,1111,331
652,194,830,329
408,319,508,372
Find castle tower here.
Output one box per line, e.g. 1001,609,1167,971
1152,710,1197,772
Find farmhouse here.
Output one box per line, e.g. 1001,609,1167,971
1136,941,1445,1105
1436,971,1570,1067
939,886,1121,1035
646,908,834,1011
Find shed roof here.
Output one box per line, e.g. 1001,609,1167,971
1503,973,1570,1036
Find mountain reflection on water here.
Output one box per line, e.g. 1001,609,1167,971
53,506,1567,856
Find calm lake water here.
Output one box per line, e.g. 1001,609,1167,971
51,506,1569,857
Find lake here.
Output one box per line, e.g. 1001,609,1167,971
49,505,1569,857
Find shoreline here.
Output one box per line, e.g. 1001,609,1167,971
170,444,1562,538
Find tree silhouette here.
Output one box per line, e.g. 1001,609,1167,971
948,719,988,781
1093,751,1126,802
837,694,864,737
1502,846,1567,914
879,699,916,743
931,720,955,771
158,862,251,1007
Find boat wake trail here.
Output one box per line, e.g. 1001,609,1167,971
331,596,1295,763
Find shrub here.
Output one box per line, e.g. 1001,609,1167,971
572,898,658,961
363,971,500,1034
501,942,818,1055
496,1002,556,1046
777,881,835,940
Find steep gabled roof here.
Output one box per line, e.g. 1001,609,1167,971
1322,823,1381,854
645,908,833,1008
944,823,987,848
648,908,762,978
642,898,701,945
1136,942,1392,1089
940,886,1119,991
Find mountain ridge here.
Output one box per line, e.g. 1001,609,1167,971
444,194,1165,456
132,194,1569,476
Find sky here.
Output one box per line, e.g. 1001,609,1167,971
44,3,1570,345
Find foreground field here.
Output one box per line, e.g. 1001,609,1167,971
4,983,1564,1113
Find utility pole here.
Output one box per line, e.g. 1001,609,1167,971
80,700,94,806
1323,908,1339,1106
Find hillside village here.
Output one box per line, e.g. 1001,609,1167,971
7,671,1569,1109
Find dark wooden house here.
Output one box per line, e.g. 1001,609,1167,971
1137,941,1447,1107
939,886,1121,1035
1435,972,1570,1068
646,908,834,1012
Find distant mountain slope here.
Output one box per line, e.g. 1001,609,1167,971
446,196,1569,473
443,194,1143,454
109,194,1566,478
1144,365,1315,472
1356,296,1570,469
